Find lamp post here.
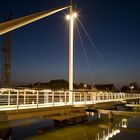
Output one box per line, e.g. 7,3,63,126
129,85,134,93
84,84,87,91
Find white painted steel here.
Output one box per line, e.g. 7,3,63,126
0,6,69,35
0,88,139,111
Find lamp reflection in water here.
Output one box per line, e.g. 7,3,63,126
96,118,128,140
121,118,128,128
96,129,120,140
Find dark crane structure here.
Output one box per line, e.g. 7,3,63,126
1,14,12,88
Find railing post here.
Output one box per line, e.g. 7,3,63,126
112,93,114,100
114,93,116,100
17,90,19,110
92,92,94,103
65,92,67,105
111,93,112,100
73,92,75,103
95,92,98,102
80,92,81,102
24,90,26,105
108,93,109,101
102,93,104,102
52,91,54,107
44,91,48,103
37,91,39,108
60,92,61,102
47,92,48,103
104,93,106,101
8,91,10,106
97,93,99,101
84,92,87,105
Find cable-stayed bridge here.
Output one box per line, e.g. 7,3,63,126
0,2,140,122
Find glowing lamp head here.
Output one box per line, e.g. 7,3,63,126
73,12,77,18
66,15,70,20
84,84,87,88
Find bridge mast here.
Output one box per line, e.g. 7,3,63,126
69,0,73,93
67,0,77,103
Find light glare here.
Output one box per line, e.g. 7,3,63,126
73,12,77,18
66,15,70,20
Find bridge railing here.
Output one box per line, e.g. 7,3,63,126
0,88,140,111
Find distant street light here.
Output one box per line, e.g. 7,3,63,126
129,85,134,93
84,84,87,91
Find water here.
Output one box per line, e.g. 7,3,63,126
0,110,140,140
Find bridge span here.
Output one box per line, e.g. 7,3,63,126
0,88,140,111
0,88,140,122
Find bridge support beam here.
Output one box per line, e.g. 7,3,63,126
0,6,69,35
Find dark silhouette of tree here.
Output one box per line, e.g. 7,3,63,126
128,82,139,90
47,79,68,89
121,85,129,92
121,82,139,93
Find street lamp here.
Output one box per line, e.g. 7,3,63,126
65,12,78,20
129,85,134,93
84,84,87,91
66,15,70,20
73,12,78,18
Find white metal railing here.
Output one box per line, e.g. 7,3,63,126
0,88,140,111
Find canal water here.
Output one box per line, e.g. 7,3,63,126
0,110,140,140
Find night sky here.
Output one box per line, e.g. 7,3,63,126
0,0,140,87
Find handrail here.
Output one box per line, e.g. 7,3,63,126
0,88,139,111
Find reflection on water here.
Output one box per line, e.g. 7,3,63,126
0,112,140,140
95,118,127,140
96,129,120,140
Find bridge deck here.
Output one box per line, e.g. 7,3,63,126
0,88,140,111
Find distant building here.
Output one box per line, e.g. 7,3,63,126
94,84,117,92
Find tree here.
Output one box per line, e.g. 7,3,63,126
121,85,129,92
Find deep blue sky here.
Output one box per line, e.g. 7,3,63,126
0,0,140,87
